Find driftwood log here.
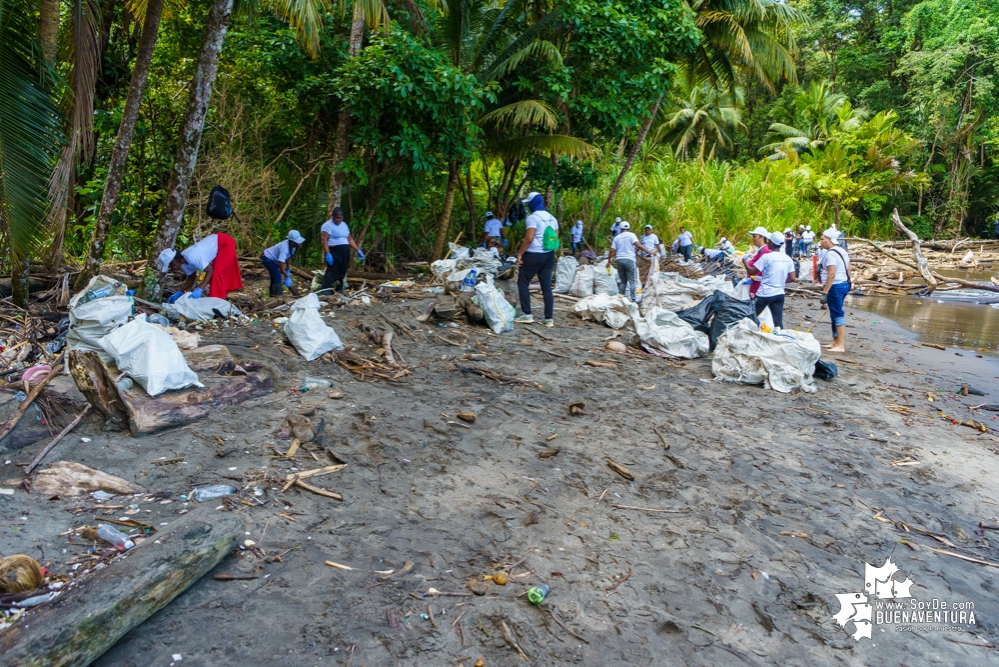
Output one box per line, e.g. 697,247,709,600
892,208,937,292
0,508,242,667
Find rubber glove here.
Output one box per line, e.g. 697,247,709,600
356,249,365,261
819,292,828,305
284,276,292,288
191,287,203,299
325,252,333,266
166,291,182,304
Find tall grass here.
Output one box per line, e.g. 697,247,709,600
562,156,827,250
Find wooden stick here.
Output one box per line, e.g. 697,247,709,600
0,352,65,442
382,330,396,365
547,610,589,644
611,504,690,513
805,308,828,334
294,479,343,500
925,546,999,569
25,405,92,474
892,209,937,292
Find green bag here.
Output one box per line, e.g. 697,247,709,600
542,222,561,252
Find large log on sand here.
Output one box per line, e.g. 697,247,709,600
0,509,242,667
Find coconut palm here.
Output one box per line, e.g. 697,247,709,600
656,77,744,162
0,0,64,305
763,81,867,158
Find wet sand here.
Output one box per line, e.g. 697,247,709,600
3,284,999,666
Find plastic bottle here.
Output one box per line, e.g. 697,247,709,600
192,484,238,502
461,269,478,291
299,377,332,390
527,584,549,604
81,282,122,304
97,524,135,550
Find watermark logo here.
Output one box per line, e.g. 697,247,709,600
832,556,975,641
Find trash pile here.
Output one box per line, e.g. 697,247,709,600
573,294,708,359
557,256,620,297
431,244,512,286
712,319,822,393
640,270,734,313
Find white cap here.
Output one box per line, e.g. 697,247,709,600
799,225,805,229
784,228,791,233
644,224,652,229
157,248,177,273
615,217,622,223
485,211,494,218
822,228,840,242
521,191,541,203
287,230,305,244
619,221,630,230
576,219,583,224
720,237,727,242
806,225,812,231
748,226,769,237
770,231,785,245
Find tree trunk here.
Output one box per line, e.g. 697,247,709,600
432,162,460,260
599,96,661,220
10,256,30,308
39,0,60,66
327,6,366,216
76,0,165,291
144,0,233,298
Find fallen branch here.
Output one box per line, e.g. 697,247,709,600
456,365,543,390
925,547,999,569
892,209,938,292
0,352,65,442
25,405,93,474
611,504,691,513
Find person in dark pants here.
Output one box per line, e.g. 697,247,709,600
515,191,559,326
261,230,305,296
747,231,796,329
320,207,363,294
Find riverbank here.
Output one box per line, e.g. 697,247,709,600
3,283,999,666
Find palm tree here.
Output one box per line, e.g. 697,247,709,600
763,81,867,158
656,77,744,162
0,0,64,305
600,0,807,216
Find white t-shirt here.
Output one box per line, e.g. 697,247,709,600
180,234,219,275
525,210,558,253
610,222,621,237
678,230,693,247
263,240,293,263
640,233,661,256
753,251,795,297
720,239,734,252
611,231,640,262
484,218,502,238
821,247,850,284
571,221,583,242
702,247,724,260
321,219,351,246
802,231,815,243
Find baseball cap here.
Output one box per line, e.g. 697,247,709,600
644,224,652,229
521,191,541,203
157,248,177,273
485,211,493,218
822,228,840,242
287,230,305,244
770,231,785,245
619,221,630,230
748,226,769,237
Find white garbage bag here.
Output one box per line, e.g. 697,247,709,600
283,294,344,361
712,318,821,393
573,294,639,330
67,276,134,363
641,271,734,313
593,261,619,296
161,294,242,322
465,248,502,276
568,265,595,298
448,243,471,261
431,258,458,281
475,284,515,334
554,256,579,294
732,280,752,301
99,317,202,396
634,307,709,359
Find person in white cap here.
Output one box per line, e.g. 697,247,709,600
570,219,584,253
818,227,851,352
640,224,664,258
483,211,502,246
608,222,654,302
742,226,771,297
718,237,734,254
158,232,243,303
515,192,559,326
261,230,306,296
783,228,795,258
746,231,797,328
801,225,814,257
320,206,363,295
677,225,694,261
610,217,622,238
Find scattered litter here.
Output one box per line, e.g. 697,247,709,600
527,583,549,604
191,485,238,502
97,524,135,550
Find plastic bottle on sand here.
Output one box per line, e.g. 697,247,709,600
192,485,238,502
97,524,135,550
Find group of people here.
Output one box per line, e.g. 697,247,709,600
156,205,364,303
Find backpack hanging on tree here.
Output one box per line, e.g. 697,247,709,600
206,185,234,220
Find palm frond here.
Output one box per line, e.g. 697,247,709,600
0,0,64,262
126,0,185,20
481,7,561,81
478,100,558,131
338,0,390,32
273,0,332,57
487,134,599,160
484,39,561,81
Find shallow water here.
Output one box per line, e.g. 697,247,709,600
846,293,999,356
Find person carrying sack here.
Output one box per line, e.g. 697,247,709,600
514,191,559,327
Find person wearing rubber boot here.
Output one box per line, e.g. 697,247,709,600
261,230,305,296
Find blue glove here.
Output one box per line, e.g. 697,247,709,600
356,249,365,261
325,252,333,266
284,276,292,288
191,287,203,299
166,291,182,304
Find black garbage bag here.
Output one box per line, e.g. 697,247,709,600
676,293,717,334
814,359,838,380
708,291,758,350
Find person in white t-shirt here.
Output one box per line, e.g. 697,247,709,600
320,207,363,294
570,220,584,252
610,217,622,238
819,228,851,352
261,230,305,296
801,226,815,258
747,231,797,329
677,226,694,261
483,212,502,245
718,237,734,254
640,224,664,257
515,192,559,326
158,232,243,302
608,222,654,301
